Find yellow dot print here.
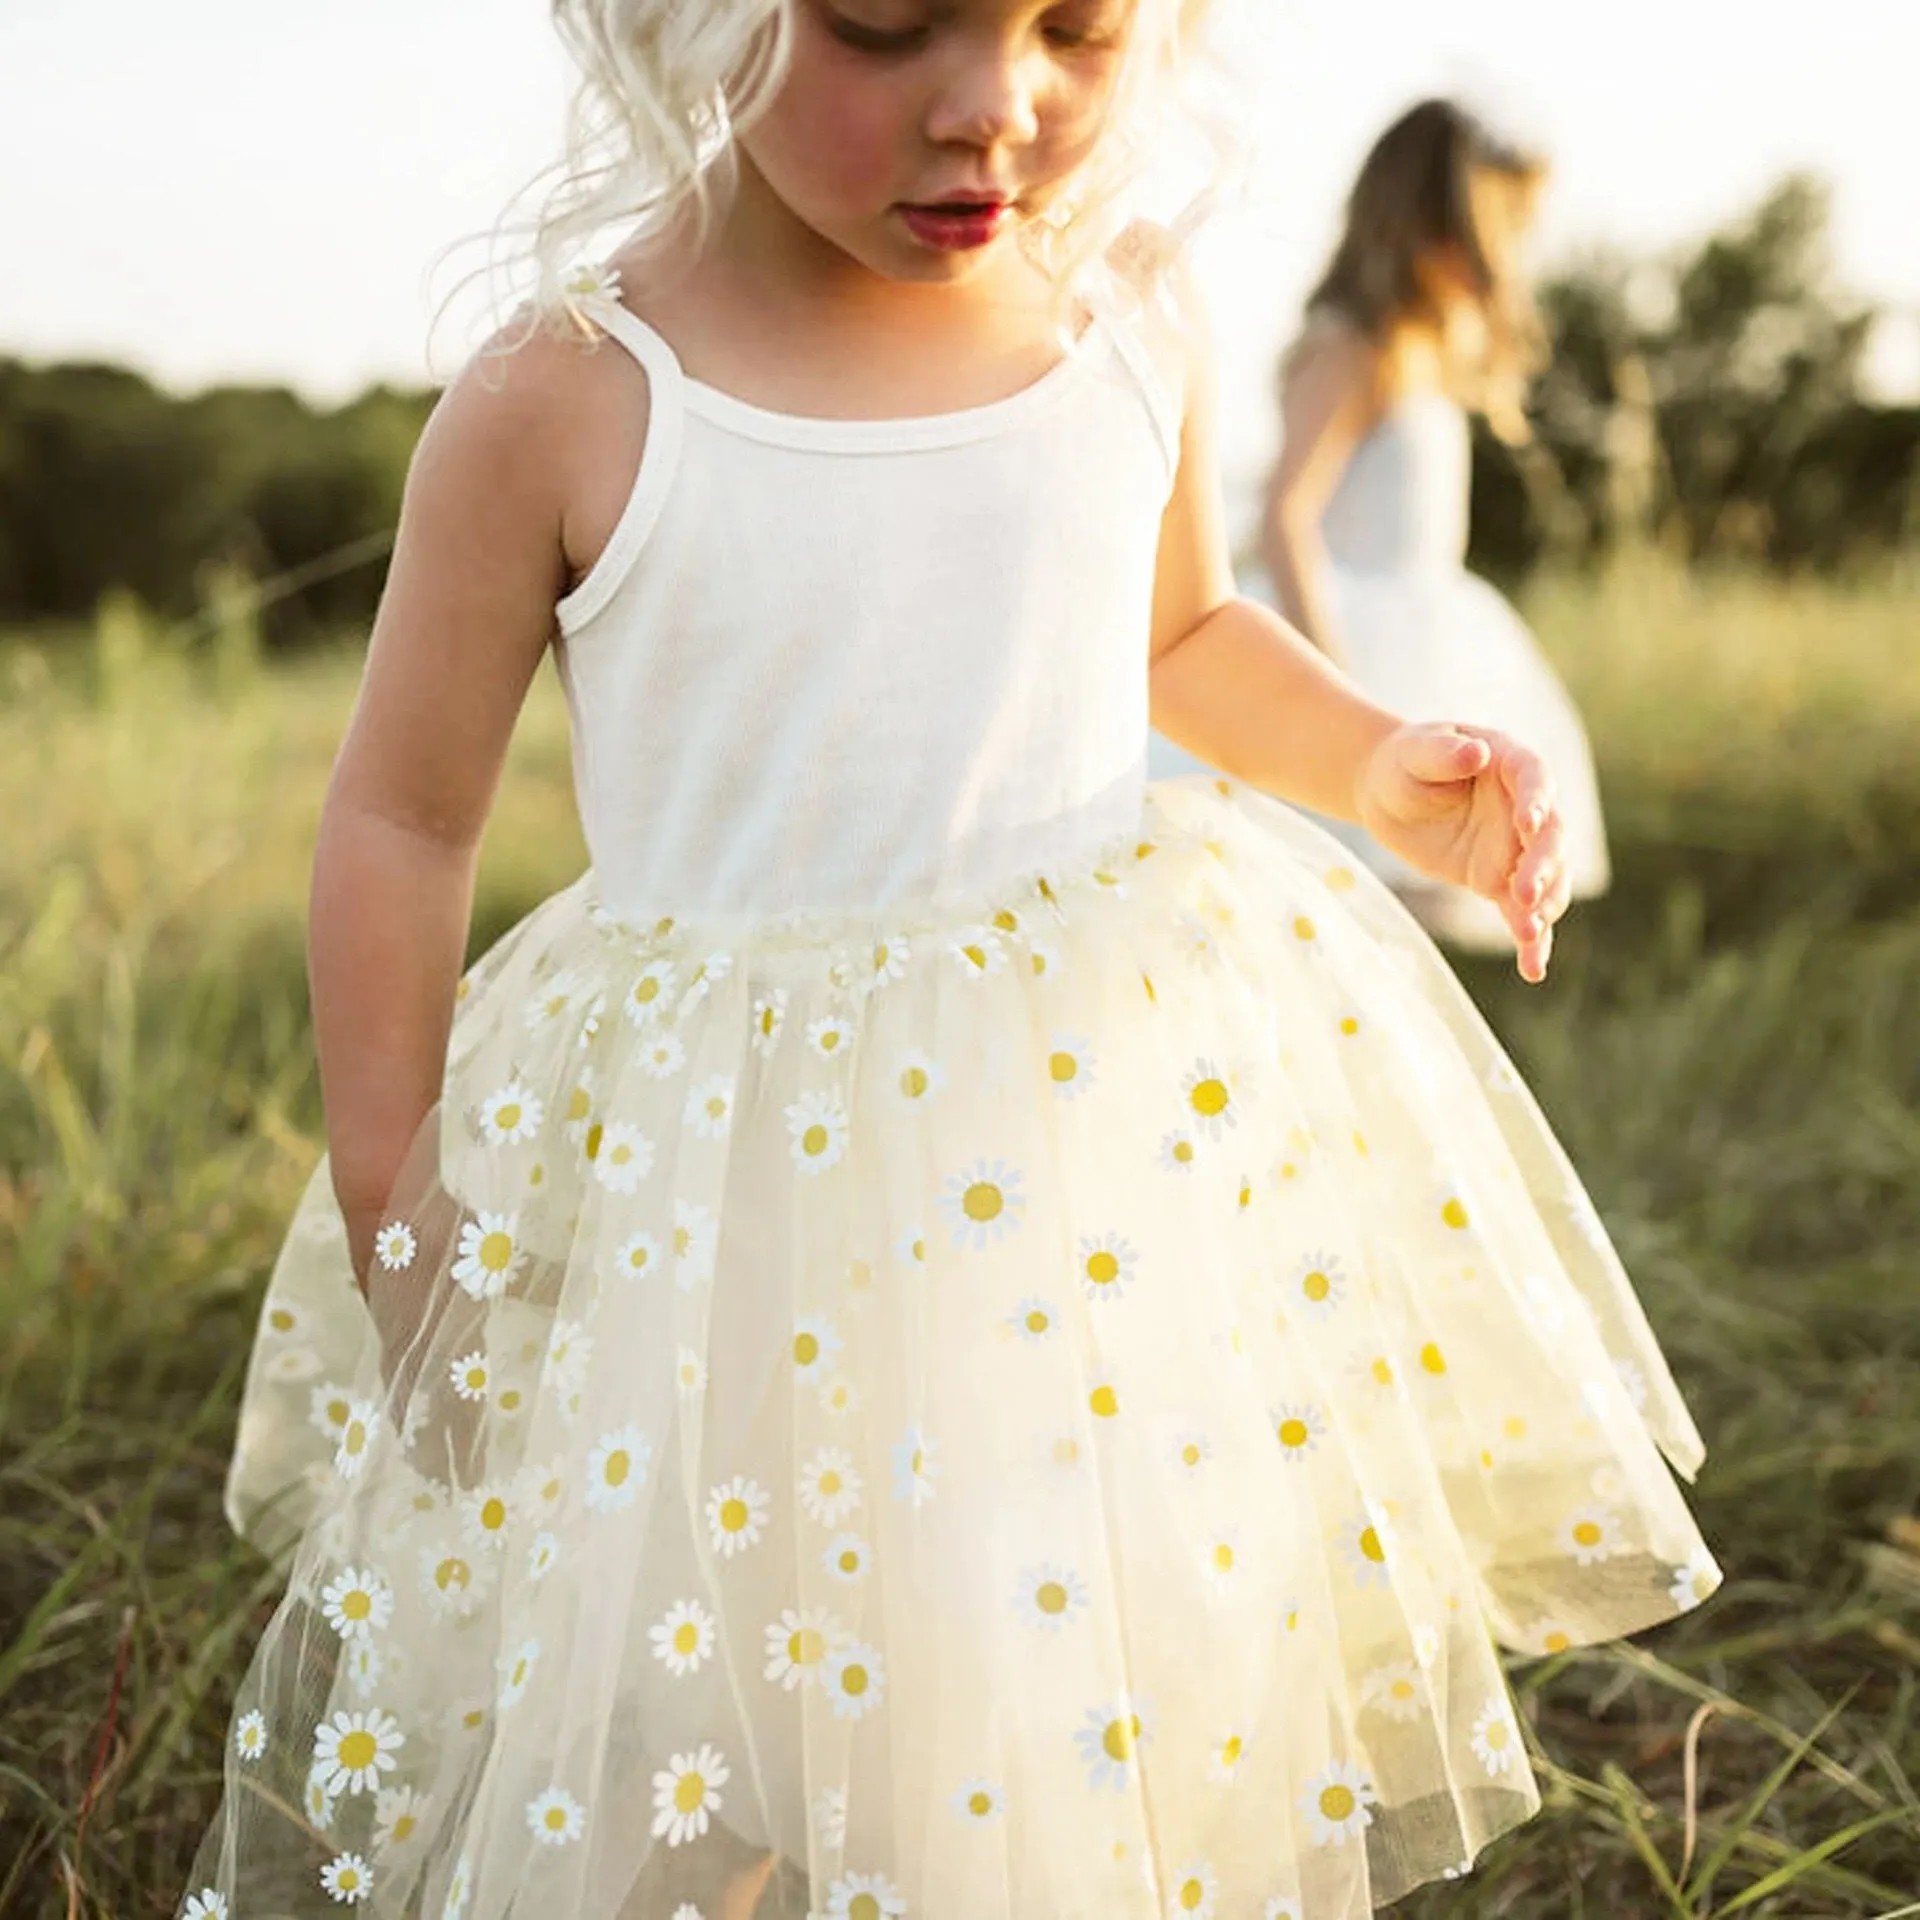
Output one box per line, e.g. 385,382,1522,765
1293,915,1317,941
584,1122,604,1162
1419,1343,1447,1375
1442,1198,1471,1231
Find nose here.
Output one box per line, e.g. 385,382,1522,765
926,43,1042,150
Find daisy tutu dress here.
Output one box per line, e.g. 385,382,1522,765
183,287,1716,1920
1150,390,1612,953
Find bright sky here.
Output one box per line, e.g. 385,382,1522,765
8,0,1916,517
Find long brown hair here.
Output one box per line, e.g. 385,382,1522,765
1302,97,1548,442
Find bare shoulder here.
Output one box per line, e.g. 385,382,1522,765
1280,310,1380,407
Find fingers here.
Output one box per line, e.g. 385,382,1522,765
1511,813,1565,913
1396,724,1494,789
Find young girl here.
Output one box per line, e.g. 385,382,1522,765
184,10,1716,1917
1151,97,1613,953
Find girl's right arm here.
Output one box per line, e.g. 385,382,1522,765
309,329,608,1285
1258,324,1379,663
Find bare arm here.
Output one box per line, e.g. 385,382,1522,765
311,330,608,1281
1258,325,1379,661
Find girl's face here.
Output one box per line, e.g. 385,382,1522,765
738,0,1138,284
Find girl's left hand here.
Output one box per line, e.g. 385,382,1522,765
1356,721,1571,982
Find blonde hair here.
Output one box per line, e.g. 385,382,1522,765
1301,97,1548,442
453,0,1239,351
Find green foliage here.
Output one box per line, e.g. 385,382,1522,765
2,559,1918,1913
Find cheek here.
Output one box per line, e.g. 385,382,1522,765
752,65,910,210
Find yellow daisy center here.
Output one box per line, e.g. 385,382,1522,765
269,1308,295,1332
337,1730,377,1772
849,1898,881,1920
1486,1720,1511,1747
601,1453,629,1490
720,1497,749,1533
1089,1385,1118,1418
584,1123,604,1160
499,1388,523,1413
1172,1138,1195,1164
437,1557,471,1592
1370,1356,1395,1386
1025,1309,1050,1334
1279,1417,1310,1449
1544,1629,1572,1652
1102,1715,1141,1762
1572,1520,1603,1547
1358,1526,1385,1563
838,1549,861,1574
900,1065,930,1098
1340,1015,1361,1037
802,1124,830,1157
794,1331,821,1366
634,977,661,1005
1420,1343,1447,1375
1319,1783,1356,1821
1504,1414,1527,1439
1302,1270,1331,1302
818,1470,842,1498
392,1812,415,1840
968,1790,994,1816
963,1181,1004,1223
567,1087,590,1122
1179,1880,1206,1911
674,1622,699,1654
1442,1198,1470,1230
1035,1580,1069,1616
341,1589,371,1622
479,1230,514,1271
1190,1077,1229,1117
494,1102,522,1132
1085,1250,1120,1287
840,1662,869,1697
1221,1735,1243,1766
1049,1051,1079,1083
1213,1543,1235,1573
1294,915,1317,940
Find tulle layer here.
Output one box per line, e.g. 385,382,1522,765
188,776,1717,1920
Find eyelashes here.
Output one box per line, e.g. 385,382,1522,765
821,7,1126,59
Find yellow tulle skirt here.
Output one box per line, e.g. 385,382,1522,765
186,776,1719,1919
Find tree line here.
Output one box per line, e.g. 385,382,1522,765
1,175,1913,649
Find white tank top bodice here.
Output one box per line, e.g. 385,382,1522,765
1317,391,1471,577
552,297,1185,924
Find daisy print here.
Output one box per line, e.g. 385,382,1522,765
575,989,606,1047
675,1347,707,1396
523,967,580,1030
671,1199,718,1289
1159,1128,1198,1175
1208,1728,1249,1784
344,1640,385,1698
949,925,1007,979
1299,1757,1377,1846
823,1641,886,1720
806,1012,855,1061
639,1031,688,1080
1562,1503,1621,1565
824,1531,870,1583
787,1090,851,1176
652,1747,727,1847
264,1344,321,1384
542,1319,594,1396
896,1225,929,1270
819,1373,860,1417
1078,1231,1138,1304
892,1427,937,1505
592,1121,653,1194
442,1854,473,1920
677,950,733,1015
478,1080,543,1146
372,1783,428,1852
418,1541,492,1619
527,1785,587,1847
644,1598,714,1678
373,1222,416,1273
1263,1899,1303,1920
611,1228,662,1286
585,1427,651,1514
953,1778,1006,1823
1010,1296,1058,1342
183,1894,229,1920
826,1874,907,1919
1181,1059,1237,1138
304,1767,338,1829
1023,936,1061,981
622,958,678,1028
459,1481,515,1553
685,1074,736,1138
1015,1563,1089,1631
1360,1660,1426,1724
792,1314,842,1379
1341,1507,1398,1588
750,989,788,1054
1204,1530,1242,1594
1166,1859,1218,1917
1292,1251,1348,1321
813,1786,849,1852
706,1476,771,1557
559,1066,596,1142
1046,1033,1097,1098
1076,1699,1150,1790
497,1637,541,1709
893,1049,945,1108
311,1707,405,1798
1272,1402,1327,1463
319,1852,374,1904
451,1211,524,1300
798,1448,863,1527
233,1708,268,1762
866,933,911,985
1669,1543,1720,1609
939,1158,1027,1249
1471,1694,1523,1777
447,1349,491,1402
763,1607,842,1690
320,1565,394,1643
333,1399,379,1480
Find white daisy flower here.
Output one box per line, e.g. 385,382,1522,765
446,1349,490,1401
763,1607,842,1690
786,1090,851,1175
417,1541,492,1619
494,1636,541,1710
1486,1053,1522,1094
750,989,788,1054
371,1783,428,1852
676,949,732,1015
233,1708,268,1762
949,926,1007,978
806,1013,855,1060
1298,1756,1378,1846
675,1347,707,1395
1166,1860,1218,1917
813,1785,849,1851
591,1121,653,1194
451,1211,524,1299
563,256,622,308
574,989,607,1047
1159,1128,1198,1174
651,1747,727,1847
1414,1621,1443,1668
1342,1507,1397,1587
1291,1250,1348,1320
684,1074,736,1138
478,1081,543,1146
1009,1297,1058,1342
1262,1899,1303,1920
1045,1033,1097,1098
373,1222,416,1273
798,1448,863,1527
819,1373,860,1417
1075,1699,1150,1790
527,1784,587,1847
953,1778,1005,1822
1014,1563,1088,1630
823,1641,885,1720
1204,1531,1242,1593
1563,1503,1621,1565
1024,937,1062,980
670,1908,703,1920
939,1158,1027,1249
304,1767,338,1828
320,1565,394,1643
823,1532,870,1583
523,968,581,1030
442,1854,472,1920
539,1319,592,1398
183,1892,229,1920
1173,1429,1212,1472
826,1873,907,1918
1669,1544,1720,1609
311,1707,405,1798
672,1200,717,1288
557,1065,596,1144
1077,1230,1138,1303
791,1314,842,1378
705,1475,770,1556
863,934,911,985
333,1399,379,1480
892,1426,937,1505
1208,1728,1249,1783
894,1048,945,1103
1181,1059,1237,1137
1360,1660,1427,1724
1471,1694,1523,1776
622,959,678,1028
650,1598,717,1677
526,1531,560,1581
343,1640,384,1698
584,1427,651,1513
459,1482,515,1554
264,1344,321,1384
1272,1402,1327,1462
319,1851,374,1904
1334,1006,1365,1042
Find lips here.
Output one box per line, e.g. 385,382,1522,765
899,199,1014,253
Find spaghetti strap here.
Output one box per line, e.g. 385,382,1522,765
554,298,689,634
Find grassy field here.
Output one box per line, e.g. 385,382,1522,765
2,558,1918,1916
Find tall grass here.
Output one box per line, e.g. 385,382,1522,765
2,559,1918,1915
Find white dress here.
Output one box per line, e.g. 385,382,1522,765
1150,392,1611,951
183,292,1713,1920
